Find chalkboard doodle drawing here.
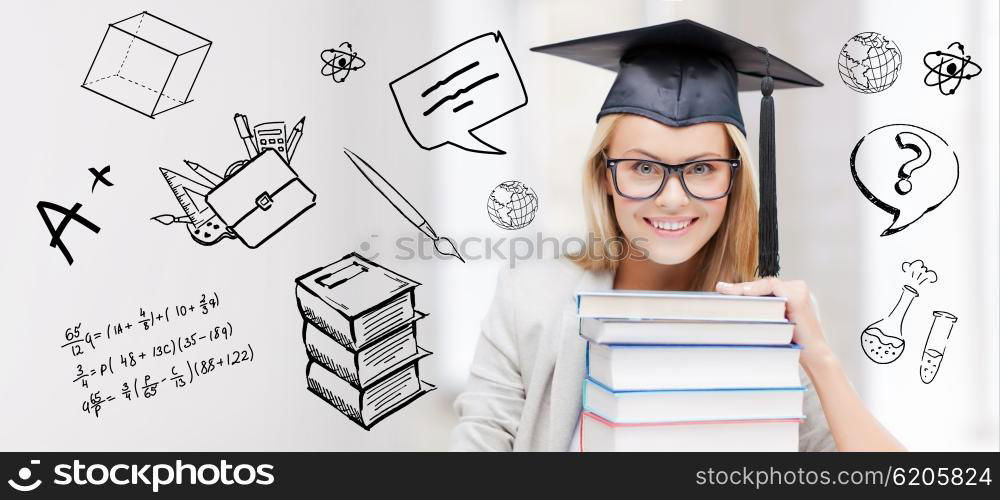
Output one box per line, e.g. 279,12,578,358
487,180,539,230
344,148,465,263
850,124,959,237
321,42,366,83
860,285,917,364
923,42,982,96
295,252,435,430
920,311,957,384
153,113,315,248
82,12,211,118
390,31,528,155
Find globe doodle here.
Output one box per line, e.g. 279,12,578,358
837,32,902,94
487,181,539,230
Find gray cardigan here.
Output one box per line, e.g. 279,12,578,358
450,258,837,452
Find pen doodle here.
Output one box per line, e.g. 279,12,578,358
344,148,464,262
321,42,366,83
153,113,315,248
82,12,211,118
295,253,435,430
390,31,528,154
923,42,981,96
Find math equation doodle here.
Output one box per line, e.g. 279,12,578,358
58,291,256,419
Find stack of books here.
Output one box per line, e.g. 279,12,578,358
295,253,433,430
576,290,805,452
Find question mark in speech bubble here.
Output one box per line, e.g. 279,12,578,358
893,132,931,195
850,124,959,236
390,32,528,155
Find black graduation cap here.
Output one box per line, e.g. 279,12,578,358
531,19,823,277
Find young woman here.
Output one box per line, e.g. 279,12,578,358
450,20,905,452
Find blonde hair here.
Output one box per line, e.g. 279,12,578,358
571,113,760,291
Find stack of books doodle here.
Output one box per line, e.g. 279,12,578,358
576,290,805,452
295,252,433,430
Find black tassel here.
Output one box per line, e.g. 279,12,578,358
758,49,779,278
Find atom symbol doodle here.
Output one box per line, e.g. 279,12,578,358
923,42,982,96
321,42,366,83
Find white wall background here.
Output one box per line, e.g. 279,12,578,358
0,0,996,451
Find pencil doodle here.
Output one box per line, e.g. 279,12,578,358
343,148,464,263
82,12,211,118
850,124,959,236
920,311,957,384
860,285,917,364
487,180,539,230
390,31,528,154
321,42,366,83
837,32,901,94
89,166,113,192
923,42,981,96
295,253,434,430
153,113,315,248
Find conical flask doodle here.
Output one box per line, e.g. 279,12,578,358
860,285,918,364
920,311,957,384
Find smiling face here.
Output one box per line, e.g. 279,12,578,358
605,115,734,266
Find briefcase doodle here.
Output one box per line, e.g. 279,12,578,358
152,113,315,248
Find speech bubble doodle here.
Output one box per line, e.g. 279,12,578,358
850,124,959,236
390,31,528,155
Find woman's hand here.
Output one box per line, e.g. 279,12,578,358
715,278,837,374
715,278,905,451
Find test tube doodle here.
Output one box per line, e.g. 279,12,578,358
919,311,957,384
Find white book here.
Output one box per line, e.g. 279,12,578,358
577,290,787,322
586,342,802,391
579,317,793,345
306,360,432,430
303,314,429,389
580,412,802,452
583,378,805,423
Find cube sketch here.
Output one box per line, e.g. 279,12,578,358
82,12,211,118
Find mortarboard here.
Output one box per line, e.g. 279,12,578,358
530,19,822,277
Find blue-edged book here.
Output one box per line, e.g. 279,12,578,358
586,342,803,391
582,378,805,424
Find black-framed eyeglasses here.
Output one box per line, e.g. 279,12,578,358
605,156,741,201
